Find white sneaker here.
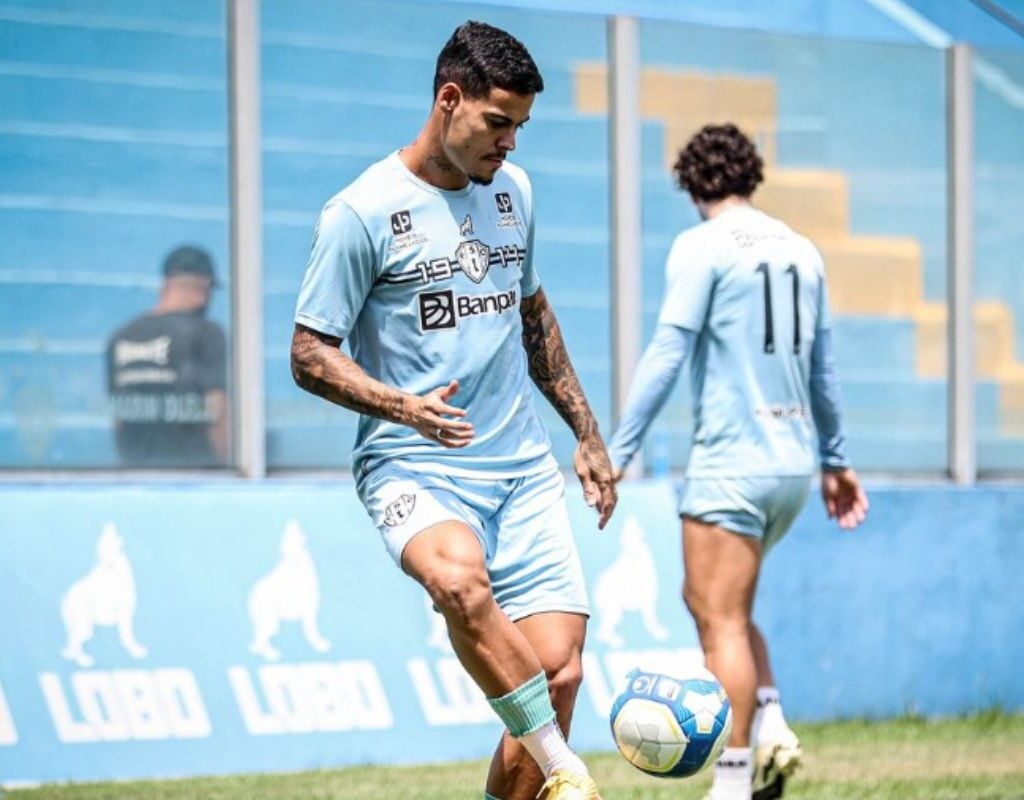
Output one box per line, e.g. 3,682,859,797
752,727,802,800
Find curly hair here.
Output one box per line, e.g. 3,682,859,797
433,21,544,100
673,124,764,202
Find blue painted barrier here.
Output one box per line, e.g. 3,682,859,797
0,480,1021,783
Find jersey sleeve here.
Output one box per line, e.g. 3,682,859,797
520,210,540,297
814,246,833,331
294,198,377,339
656,232,716,331
608,324,694,471
505,164,540,297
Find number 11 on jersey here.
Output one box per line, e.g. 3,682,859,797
756,262,800,355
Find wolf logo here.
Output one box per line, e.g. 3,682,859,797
460,214,474,237
248,521,331,662
61,522,148,668
593,516,670,648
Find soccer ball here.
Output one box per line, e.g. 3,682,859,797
609,668,732,778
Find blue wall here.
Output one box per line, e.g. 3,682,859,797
0,480,1021,783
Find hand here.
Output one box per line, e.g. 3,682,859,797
573,431,618,530
406,380,475,448
612,466,624,484
821,467,869,531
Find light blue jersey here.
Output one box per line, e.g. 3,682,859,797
295,152,555,478
655,205,836,477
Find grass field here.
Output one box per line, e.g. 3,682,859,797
8,713,1024,800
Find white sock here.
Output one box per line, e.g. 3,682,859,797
754,686,790,742
517,720,588,780
710,747,752,799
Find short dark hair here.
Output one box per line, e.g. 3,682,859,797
673,124,764,202
433,21,544,100
162,244,218,286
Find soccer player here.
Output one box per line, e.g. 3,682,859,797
290,21,615,800
608,124,869,800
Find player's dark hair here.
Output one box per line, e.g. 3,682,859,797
673,124,764,202
433,21,544,100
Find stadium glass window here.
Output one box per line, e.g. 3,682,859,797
0,2,232,469
261,0,610,471
975,46,1024,473
636,21,949,475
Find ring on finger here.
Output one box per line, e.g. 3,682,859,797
437,427,444,439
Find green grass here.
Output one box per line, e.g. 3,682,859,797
8,713,1024,800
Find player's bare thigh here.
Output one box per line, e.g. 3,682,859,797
682,515,762,623
401,519,490,606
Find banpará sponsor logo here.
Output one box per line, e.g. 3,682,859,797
228,661,393,734
418,287,517,332
38,668,211,743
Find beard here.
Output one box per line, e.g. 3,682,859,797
468,172,495,186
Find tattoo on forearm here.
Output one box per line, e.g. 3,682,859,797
520,290,598,438
290,326,406,422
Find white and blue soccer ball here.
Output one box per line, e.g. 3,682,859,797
609,668,733,778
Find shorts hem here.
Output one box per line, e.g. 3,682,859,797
503,603,591,623
387,514,485,567
681,511,762,540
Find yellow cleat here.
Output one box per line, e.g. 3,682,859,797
535,769,602,800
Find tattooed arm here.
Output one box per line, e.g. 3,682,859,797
290,324,474,447
520,289,617,528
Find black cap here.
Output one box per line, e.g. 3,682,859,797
162,245,219,286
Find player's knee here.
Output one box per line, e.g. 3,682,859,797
544,654,582,731
423,561,492,629
682,578,707,622
546,654,583,707
683,580,746,638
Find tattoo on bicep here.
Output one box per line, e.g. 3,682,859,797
290,327,405,422
520,292,597,437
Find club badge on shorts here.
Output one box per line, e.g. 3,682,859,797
383,494,417,527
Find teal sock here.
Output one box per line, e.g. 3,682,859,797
484,794,503,800
487,672,556,737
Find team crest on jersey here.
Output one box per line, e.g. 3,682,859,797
383,494,416,527
456,239,491,283
460,215,474,236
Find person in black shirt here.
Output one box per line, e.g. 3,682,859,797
106,245,228,467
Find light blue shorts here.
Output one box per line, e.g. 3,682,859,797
357,461,590,621
679,475,812,552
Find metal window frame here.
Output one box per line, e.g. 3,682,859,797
608,16,643,479
947,43,976,485
228,0,266,479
